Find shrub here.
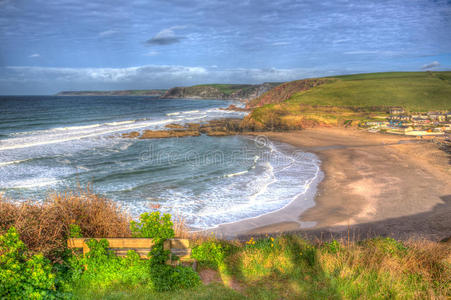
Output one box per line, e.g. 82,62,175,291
149,264,200,292
130,211,175,268
130,211,174,242
64,238,152,292
191,240,233,269
68,223,82,238
0,188,131,260
65,236,200,293
0,227,57,299
323,239,341,254
363,237,408,256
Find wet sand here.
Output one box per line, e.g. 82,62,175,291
212,128,451,241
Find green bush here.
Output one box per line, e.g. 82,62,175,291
0,227,57,299
68,223,82,238
130,212,175,266
64,213,200,294
191,240,233,269
323,239,341,254
363,237,408,256
130,212,174,242
149,264,200,292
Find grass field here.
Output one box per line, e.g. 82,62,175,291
244,71,451,130
290,72,451,111
73,236,451,299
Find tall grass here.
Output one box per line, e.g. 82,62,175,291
1,190,450,299
215,235,451,299
0,188,131,260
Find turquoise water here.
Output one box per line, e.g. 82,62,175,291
0,96,320,229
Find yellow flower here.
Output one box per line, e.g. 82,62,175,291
270,237,274,241
271,243,274,247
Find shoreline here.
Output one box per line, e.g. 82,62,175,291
210,128,451,241
206,150,323,238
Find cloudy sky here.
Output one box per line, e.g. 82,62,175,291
0,0,450,94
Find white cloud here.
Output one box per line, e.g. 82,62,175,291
3,65,208,83
98,30,118,37
29,53,40,58
272,41,290,46
343,50,402,56
0,64,353,94
422,61,440,70
147,26,187,45
144,50,159,56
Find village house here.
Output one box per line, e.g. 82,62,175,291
427,111,444,121
366,121,389,127
389,107,405,115
388,115,410,122
437,114,446,122
411,114,428,119
411,117,431,124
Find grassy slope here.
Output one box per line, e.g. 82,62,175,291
193,84,255,96
191,83,282,96
245,72,451,130
74,236,451,299
289,72,451,111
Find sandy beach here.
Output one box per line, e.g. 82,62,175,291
212,128,451,241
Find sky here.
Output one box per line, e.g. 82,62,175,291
0,0,450,95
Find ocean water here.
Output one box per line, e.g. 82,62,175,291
0,96,320,229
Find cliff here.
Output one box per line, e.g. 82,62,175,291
246,78,331,108
161,83,281,100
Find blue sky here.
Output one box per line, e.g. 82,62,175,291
0,0,450,94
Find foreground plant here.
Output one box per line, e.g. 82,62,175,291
68,211,200,294
0,227,57,299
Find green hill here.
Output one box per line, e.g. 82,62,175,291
243,72,451,130
162,82,282,100
294,71,451,111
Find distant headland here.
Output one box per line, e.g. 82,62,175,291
56,89,167,97
56,82,282,100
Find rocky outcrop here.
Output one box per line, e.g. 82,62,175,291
122,119,243,139
161,83,281,100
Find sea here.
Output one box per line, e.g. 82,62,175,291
0,96,320,229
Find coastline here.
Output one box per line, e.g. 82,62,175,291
211,128,451,241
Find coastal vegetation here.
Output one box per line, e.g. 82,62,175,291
1,190,450,299
243,71,451,131
161,83,281,100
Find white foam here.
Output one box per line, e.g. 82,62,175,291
226,170,248,177
185,116,207,120
106,120,136,126
55,124,101,131
8,177,60,189
248,161,276,204
0,158,31,167
0,118,178,151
